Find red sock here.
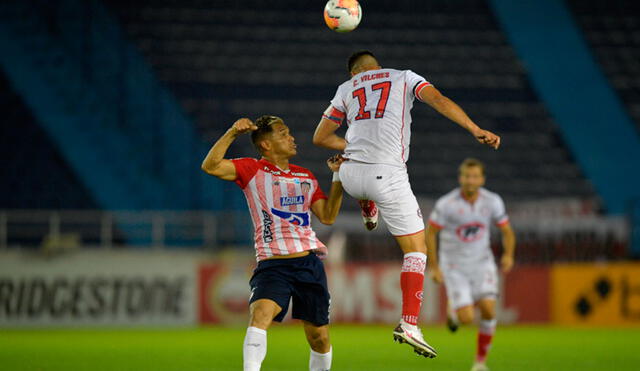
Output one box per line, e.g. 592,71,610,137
476,319,496,362
400,252,426,325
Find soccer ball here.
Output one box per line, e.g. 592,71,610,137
324,0,362,33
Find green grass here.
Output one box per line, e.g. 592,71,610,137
1,325,639,370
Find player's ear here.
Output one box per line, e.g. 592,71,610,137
259,139,271,153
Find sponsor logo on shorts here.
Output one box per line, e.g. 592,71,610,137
417,208,423,218
280,195,305,206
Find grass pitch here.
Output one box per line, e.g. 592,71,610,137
1,325,639,370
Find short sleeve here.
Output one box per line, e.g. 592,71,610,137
406,70,432,102
322,105,346,125
231,158,259,189
329,84,347,113
428,200,445,229
492,195,510,226
323,85,347,125
309,174,328,204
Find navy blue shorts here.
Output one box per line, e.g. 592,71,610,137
249,252,330,326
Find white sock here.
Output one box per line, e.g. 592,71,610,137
309,346,332,371
243,327,267,371
479,319,497,335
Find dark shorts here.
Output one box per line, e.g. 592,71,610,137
249,252,330,326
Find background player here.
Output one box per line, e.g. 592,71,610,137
312,50,501,358
426,158,516,371
202,115,345,371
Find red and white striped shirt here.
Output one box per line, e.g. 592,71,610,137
232,158,328,261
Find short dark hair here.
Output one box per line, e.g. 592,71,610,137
251,115,283,153
347,50,377,73
459,158,486,176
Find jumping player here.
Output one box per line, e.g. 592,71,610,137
202,115,345,371
313,50,501,358
427,158,516,371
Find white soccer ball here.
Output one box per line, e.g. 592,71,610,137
324,0,362,33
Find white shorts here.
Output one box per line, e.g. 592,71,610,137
339,161,424,236
441,258,498,310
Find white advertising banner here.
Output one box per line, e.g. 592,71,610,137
0,250,199,327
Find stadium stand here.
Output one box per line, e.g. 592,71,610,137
106,0,596,205
0,71,97,209
568,0,640,132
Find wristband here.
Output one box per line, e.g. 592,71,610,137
332,172,340,182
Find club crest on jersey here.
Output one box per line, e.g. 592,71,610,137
271,208,310,226
301,181,311,193
280,195,305,206
455,222,486,242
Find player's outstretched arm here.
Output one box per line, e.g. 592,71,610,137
426,224,444,284
313,114,347,151
499,223,516,273
201,118,257,181
419,86,501,150
311,155,346,225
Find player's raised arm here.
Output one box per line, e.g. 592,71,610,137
201,118,257,181
312,106,347,151
419,85,501,150
311,155,345,225
498,222,516,273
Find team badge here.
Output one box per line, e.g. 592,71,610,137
301,181,311,193
455,222,486,242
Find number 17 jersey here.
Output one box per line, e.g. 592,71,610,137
324,68,431,166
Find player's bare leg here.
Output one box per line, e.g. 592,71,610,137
446,301,460,332
456,305,475,325
392,231,437,358
244,299,281,371
358,199,378,231
472,298,497,371
303,321,332,371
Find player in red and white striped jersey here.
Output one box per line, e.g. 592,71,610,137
202,115,345,371
313,50,501,359
427,158,516,371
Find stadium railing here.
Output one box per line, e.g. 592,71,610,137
1,200,630,264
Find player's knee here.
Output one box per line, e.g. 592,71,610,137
249,305,275,328
458,310,474,325
480,308,496,320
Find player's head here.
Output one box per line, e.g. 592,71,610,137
348,50,381,77
458,158,486,194
251,115,296,158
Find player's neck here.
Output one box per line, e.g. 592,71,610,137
460,189,479,203
262,155,290,171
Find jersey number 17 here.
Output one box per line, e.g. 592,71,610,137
352,81,391,121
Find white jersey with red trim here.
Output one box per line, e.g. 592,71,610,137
428,187,509,265
323,68,431,166
232,158,327,262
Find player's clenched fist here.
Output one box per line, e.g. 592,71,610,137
230,118,258,135
326,154,347,173
473,129,501,150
